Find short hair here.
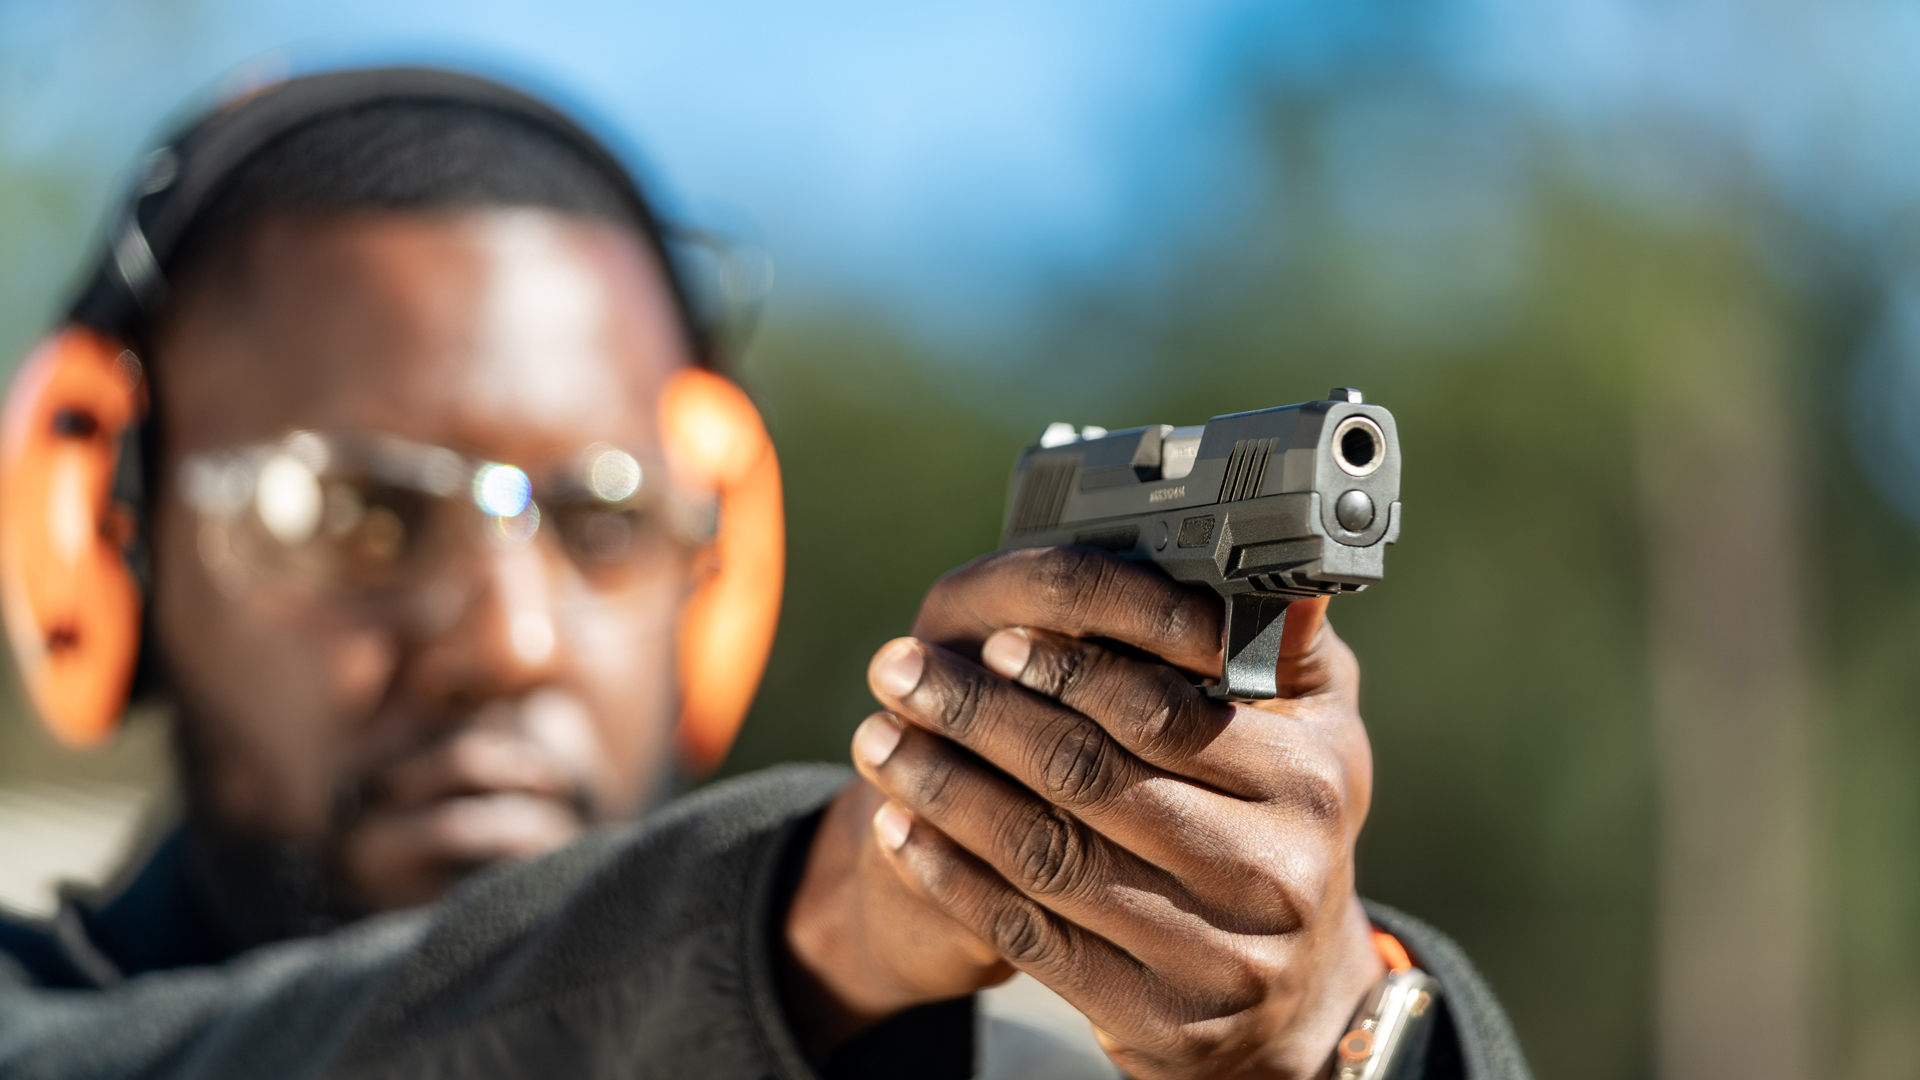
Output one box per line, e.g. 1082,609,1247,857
166,98,657,293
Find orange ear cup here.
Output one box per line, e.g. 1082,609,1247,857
0,328,145,747
659,367,785,773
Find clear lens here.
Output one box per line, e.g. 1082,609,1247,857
182,432,709,605
225,472,438,592
587,447,642,502
549,501,669,569
255,454,322,544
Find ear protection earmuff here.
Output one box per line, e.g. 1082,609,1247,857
661,368,784,772
0,67,785,773
0,328,144,747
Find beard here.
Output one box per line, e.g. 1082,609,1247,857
170,713,361,953
166,698,689,955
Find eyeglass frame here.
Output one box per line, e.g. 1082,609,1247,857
176,429,718,613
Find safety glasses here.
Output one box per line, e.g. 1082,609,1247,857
179,431,716,604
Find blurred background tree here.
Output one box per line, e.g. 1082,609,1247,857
7,3,1920,1078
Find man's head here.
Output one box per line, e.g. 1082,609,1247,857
135,92,705,916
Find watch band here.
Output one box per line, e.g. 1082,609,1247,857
1333,930,1442,1080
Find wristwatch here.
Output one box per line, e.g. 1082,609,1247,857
1333,932,1442,1080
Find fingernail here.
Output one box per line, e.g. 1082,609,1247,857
853,713,904,768
874,640,925,699
873,802,913,851
981,628,1032,679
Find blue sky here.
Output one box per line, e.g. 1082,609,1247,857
0,0,1295,330
3,0,1920,331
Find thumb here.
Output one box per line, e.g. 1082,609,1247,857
1274,595,1349,698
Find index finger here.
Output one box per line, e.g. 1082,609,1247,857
911,546,1224,675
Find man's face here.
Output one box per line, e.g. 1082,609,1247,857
151,209,695,911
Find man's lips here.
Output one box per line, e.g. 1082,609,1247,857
335,788,584,910
353,790,584,863
371,726,588,810
349,722,594,865
333,692,605,910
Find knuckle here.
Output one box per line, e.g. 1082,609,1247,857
1128,679,1204,760
1270,751,1348,826
906,749,965,813
1026,637,1094,699
1037,725,1121,809
1229,940,1290,995
1150,588,1207,650
912,841,964,898
1027,546,1109,630
1198,841,1317,935
1142,1019,1234,1068
1006,808,1093,898
988,901,1058,967
1168,1031,1224,1068
1289,841,1338,898
928,670,992,740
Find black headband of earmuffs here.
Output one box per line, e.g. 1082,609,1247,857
64,65,713,366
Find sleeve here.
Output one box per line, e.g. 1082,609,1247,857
1363,900,1536,1080
0,764,860,1080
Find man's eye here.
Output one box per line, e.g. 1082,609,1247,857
349,505,408,564
320,481,422,568
321,482,366,538
556,505,646,564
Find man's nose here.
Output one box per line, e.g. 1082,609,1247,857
406,537,563,710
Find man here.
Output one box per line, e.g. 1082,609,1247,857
0,67,1528,1078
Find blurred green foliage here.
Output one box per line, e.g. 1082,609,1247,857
719,95,1911,1079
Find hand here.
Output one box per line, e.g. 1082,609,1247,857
780,771,1015,1059
791,543,1246,1054
845,547,1383,1078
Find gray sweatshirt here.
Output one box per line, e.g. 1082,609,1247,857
0,764,1532,1080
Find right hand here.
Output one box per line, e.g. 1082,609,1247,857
782,547,1379,1076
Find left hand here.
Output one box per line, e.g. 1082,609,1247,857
852,551,1385,1078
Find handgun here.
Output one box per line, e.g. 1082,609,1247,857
1000,388,1401,701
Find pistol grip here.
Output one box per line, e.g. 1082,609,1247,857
1206,594,1290,701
